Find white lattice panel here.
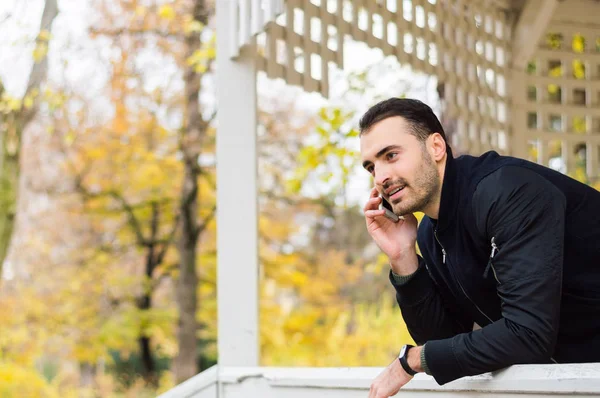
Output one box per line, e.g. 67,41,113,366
518,0,600,183
228,0,285,58
232,0,513,155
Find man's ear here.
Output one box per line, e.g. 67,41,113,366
427,133,446,162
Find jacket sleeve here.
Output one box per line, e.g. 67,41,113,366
424,165,565,385
390,249,473,345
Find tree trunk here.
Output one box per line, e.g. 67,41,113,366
137,203,159,385
79,362,96,388
174,169,199,382
0,112,20,274
135,262,158,386
139,335,156,384
173,0,208,384
0,0,58,274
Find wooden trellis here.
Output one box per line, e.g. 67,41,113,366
514,0,600,181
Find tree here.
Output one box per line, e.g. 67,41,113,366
0,0,59,275
64,65,183,384
174,0,214,383
66,0,217,384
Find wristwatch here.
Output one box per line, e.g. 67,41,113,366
398,344,417,376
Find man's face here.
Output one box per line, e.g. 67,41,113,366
360,116,441,216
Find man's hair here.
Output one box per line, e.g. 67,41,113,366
358,98,448,148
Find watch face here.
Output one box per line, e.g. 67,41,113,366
399,345,408,358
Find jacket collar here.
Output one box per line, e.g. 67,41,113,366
432,146,458,233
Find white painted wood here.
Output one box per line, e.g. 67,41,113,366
511,0,558,70
161,364,600,397
251,0,263,36
551,0,600,24
216,0,259,368
239,0,251,49
157,365,218,398
230,0,285,58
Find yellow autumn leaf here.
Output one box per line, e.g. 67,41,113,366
184,19,204,34
32,43,48,62
572,34,585,53
572,60,585,79
0,363,60,398
205,47,216,59
573,116,587,134
529,145,539,161
23,94,34,109
548,66,562,77
64,130,76,145
37,29,51,41
158,4,175,20
4,96,22,111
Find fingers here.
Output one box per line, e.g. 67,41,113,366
364,209,386,219
364,188,382,213
364,197,382,212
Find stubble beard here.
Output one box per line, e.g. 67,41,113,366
391,152,440,216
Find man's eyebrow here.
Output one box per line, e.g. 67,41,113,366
362,145,402,169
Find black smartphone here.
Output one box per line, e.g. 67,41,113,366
380,196,400,223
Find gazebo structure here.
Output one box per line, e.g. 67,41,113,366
160,0,600,396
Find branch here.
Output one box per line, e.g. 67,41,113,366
109,191,149,246
21,0,59,126
73,178,148,246
0,12,11,25
89,27,184,40
153,263,215,290
150,201,160,243
196,204,216,238
155,213,180,265
207,109,216,124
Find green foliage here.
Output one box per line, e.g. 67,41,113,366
286,106,360,199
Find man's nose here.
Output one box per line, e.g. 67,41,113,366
374,166,391,187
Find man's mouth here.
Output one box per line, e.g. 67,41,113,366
388,186,405,200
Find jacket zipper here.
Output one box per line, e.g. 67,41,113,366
435,230,494,324
489,237,500,284
489,237,558,364
490,237,498,258
436,233,560,364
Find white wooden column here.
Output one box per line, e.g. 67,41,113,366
216,0,259,367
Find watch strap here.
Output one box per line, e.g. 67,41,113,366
398,344,417,376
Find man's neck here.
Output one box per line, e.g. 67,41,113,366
422,154,447,220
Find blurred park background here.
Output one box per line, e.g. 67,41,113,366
1,0,598,396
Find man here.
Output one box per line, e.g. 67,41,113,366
360,98,600,398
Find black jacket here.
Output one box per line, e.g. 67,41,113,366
390,149,600,385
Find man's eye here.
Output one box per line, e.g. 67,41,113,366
367,166,374,174
387,152,398,160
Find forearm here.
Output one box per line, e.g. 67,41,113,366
407,345,431,375
425,305,559,385
389,248,419,276
390,256,471,344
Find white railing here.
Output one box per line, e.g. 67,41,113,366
159,363,600,397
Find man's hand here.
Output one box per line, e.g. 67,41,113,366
368,358,412,398
363,187,419,275
369,346,423,398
